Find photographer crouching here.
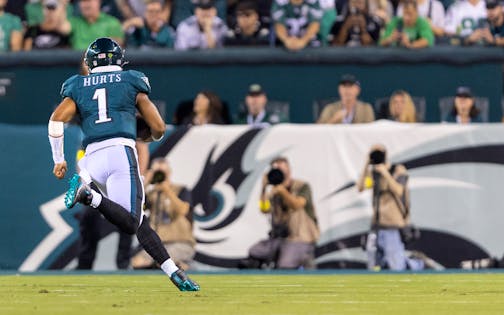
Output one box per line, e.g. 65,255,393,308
131,158,195,270
240,157,319,269
357,145,424,271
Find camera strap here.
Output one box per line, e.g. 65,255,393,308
387,164,410,219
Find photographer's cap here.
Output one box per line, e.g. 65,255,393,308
247,83,265,96
486,0,499,9
455,86,473,98
339,74,360,87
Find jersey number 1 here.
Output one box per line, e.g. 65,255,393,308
93,88,112,124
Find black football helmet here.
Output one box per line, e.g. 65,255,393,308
84,37,125,70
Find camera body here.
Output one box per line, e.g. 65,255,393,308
267,168,285,186
369,149,386,165
151,170,166,184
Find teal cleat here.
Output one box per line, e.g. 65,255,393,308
170,269,200,291
64,174,92,209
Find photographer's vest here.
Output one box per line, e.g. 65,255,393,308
371,164,410,229
146,184,196,246
271,179,320,243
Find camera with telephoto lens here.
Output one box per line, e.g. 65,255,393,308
369,150,386,165
267,168,285,185
151,170,166,184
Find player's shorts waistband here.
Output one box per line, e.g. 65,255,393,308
85,137,136,156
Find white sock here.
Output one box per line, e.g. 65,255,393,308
90,190,102,208
161,259,179,276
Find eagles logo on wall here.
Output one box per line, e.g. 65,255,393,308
12,122,504,270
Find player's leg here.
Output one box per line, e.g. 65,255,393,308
107,146,199,291
67,147,140,234
65,145,199,290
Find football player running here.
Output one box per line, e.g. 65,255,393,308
48,37,199,291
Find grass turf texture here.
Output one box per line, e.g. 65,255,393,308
1,273,503,315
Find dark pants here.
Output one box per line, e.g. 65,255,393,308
76,206,133,269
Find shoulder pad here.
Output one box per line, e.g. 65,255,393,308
127,70,151,94
60,74,80,99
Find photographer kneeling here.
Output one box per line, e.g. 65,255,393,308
357,145,424,271
241,157,319,269
131,158,195,270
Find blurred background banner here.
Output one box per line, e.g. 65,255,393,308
2,122,504,270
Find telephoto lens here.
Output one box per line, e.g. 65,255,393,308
151,170,166,184
369,150,385,165
267,168,285,185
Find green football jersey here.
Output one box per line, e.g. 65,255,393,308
0,12,22,52
61,69,151,147
271,0,323,37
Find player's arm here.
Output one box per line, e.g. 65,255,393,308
136,92,166,141
48,97,77,179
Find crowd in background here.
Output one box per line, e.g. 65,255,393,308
0,0,504,52
174,76,491,127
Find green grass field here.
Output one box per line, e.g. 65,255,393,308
1,272,503,315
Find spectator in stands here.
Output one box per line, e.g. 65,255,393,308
380,0,434,48
24,0,73,27
487,0,504,46
0,0,23,52
123,0,175,48
172,0,226,28
24,0,71,50
240,156,319,269
69,0,124,50
331,0,382,46
317,74,375,124
465,0,504,46
175,0,228,50
397,0,445,38
378,90,417,123
272,0,323,50
444,0,487,39
184,90,225,125
224,1,270,46
235,84,288,126
227,0,272,27
116,0,171,22
132,158,195,270
335,0,392,27
442,86,483,123
357,144,424,271
367,0,393,25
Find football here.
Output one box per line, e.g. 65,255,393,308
136,115,152,141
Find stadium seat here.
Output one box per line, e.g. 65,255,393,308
438,96,489,122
